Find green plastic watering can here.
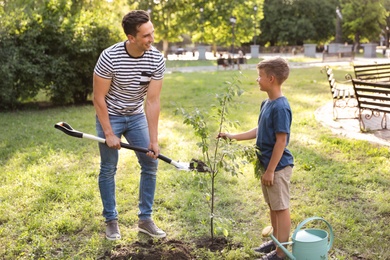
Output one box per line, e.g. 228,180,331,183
262,217,334,260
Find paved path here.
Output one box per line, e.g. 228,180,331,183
315,102,390,147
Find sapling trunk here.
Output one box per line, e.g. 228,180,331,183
209,95,228,241
177,75,254,243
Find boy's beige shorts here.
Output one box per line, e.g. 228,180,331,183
261,166,292,211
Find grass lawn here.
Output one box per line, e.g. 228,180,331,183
0,64,389,259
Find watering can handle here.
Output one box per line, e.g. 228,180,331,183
292,217,334,251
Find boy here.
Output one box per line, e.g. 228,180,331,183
218,57,294,260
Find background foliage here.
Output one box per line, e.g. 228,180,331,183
1,0,390,109
341,0,386,48
0,0,122,108
260,0,339,46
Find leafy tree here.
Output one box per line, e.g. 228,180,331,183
134,0,263,56
134,0,191,57
188,0,263,53
341,0,386,50
383,0,390,47
260,0,338,45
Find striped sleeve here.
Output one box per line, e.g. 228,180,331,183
94,47,114,79
152,53,165,80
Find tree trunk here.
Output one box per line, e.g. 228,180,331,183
212,43,217,57
163,39,169,59
211,173,215,241
354,33,360,53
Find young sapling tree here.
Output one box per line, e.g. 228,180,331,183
176,74,256,241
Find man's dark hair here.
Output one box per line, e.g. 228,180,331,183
122,10,150,36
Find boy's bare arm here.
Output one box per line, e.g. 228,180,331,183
218,127,257,141
262,132,287,186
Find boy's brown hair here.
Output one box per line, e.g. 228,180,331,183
257,57,289,84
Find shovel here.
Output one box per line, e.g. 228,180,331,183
54,122,209,172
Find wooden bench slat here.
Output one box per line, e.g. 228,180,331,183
354,63,390,68
351,78,390,130
352,79,390,87
357,104,390,114
354,63,390,82
358,102,390,109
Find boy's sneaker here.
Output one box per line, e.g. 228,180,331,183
106,220,121,240
138,219,166,238
254,240,276,253
262,250,285,260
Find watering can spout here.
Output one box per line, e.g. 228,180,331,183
262,226,295,260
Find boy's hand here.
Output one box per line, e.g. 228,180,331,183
262,170,274,186
217,132,230,140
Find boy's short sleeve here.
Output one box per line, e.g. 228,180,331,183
273,107,292,134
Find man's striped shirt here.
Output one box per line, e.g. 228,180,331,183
94,41,165,116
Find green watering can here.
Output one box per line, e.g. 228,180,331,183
262,217,334,260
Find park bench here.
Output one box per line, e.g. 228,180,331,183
216,57,247,70
217,58,229,69
351,79,390,130
322,52,354,62
353,63,390,82
321,66,356,119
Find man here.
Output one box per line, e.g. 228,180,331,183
93,10,166,240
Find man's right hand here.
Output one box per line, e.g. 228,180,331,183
105,134,121,150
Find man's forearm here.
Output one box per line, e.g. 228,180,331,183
145,99,160,144
93,97,114,137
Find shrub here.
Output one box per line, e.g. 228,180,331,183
0,0,121,109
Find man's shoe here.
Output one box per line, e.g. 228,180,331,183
254,240,276,253
138,219,166,238
262,250,284,260
106,220,121,240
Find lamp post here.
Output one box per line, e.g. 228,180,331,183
253,5,257,45
198,7,207,60
335,6,342,44
200,7,204,44
230,16,236,54
387,16,390,48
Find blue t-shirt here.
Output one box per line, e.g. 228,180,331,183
256,96,294,171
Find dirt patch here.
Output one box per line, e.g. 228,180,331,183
104,239,192,260
194,236,242,252
103,237,242,259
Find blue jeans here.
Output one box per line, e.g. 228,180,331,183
96,114,158,222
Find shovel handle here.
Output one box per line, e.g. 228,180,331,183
119,142,172,164
54,122,172,164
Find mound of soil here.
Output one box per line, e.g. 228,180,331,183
103,237,242,260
